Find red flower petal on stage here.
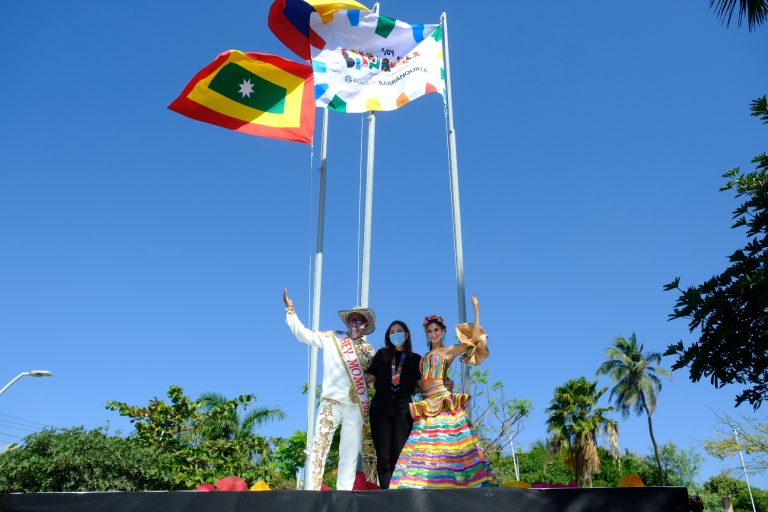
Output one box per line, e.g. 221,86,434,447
215,476,249,491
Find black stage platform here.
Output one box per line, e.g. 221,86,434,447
1,487,690,512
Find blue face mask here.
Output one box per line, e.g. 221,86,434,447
390,331,406,346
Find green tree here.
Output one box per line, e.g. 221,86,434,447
107,385,283,488
271,430,307,481
652,442,702,492
704,473,768,512
704,412,768,475
704,473,748,505
265,429,343,489
545,377,620,486
665,96,768,410
605,449,657,487
597,334,671,485
587,447,628,487
0,426,168,493
513,441,573,485
588,445,701,489
709,0,768,30
197,391,285,441
498,444,653,488
467,368,533,461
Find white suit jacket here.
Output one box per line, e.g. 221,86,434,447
286,311,374,405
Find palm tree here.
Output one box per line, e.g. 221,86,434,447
545,377,619,487
597,334,671,485
196,392,285,441
710,0,768,30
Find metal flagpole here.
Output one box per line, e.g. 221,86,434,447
440,12,470,397
360,2,379,309
355,2,380,479
360,110,375,308
303,108,329,490
735,429,758,512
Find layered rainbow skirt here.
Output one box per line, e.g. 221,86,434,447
389,383,496,489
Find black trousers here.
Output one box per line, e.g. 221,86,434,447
369,398,413,489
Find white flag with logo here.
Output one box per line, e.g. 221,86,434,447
310,10,446,113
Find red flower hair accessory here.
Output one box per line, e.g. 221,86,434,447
423,314,445,327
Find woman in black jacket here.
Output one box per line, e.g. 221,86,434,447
366,320,421,489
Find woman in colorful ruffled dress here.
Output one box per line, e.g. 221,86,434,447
389,295,496,489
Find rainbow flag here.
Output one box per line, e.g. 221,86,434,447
268,0,370,61
311,11,445,113
168,50,315,144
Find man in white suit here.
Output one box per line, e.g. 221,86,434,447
283,289,375,490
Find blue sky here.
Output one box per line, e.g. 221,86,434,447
1,0,767,488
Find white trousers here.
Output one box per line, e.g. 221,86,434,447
308,398,363,490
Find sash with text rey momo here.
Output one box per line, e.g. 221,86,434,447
333,332,370,417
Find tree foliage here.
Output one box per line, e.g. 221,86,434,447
0,426,168,493
709,0,768,30
498,444,670,488
704,473,768,512
665,95,768,410
704,412,768,475
511,441,573,485
648,442,703,492
197,391,285,442
271,430,307,481
106,385,283,489
467,368,532,460
597,333,671,484
545,377,619,486
591,448,648,487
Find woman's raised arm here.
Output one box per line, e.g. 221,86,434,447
471,295,481,340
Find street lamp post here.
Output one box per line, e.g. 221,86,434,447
734,428,758,512
0,371,53,397
509,434,520,481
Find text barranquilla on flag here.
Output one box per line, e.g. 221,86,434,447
311,10,446,113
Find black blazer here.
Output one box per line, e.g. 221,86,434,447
367,348,422,404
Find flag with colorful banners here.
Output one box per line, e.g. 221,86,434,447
168,50,315,144
268,0,370,61
310,10,445,113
